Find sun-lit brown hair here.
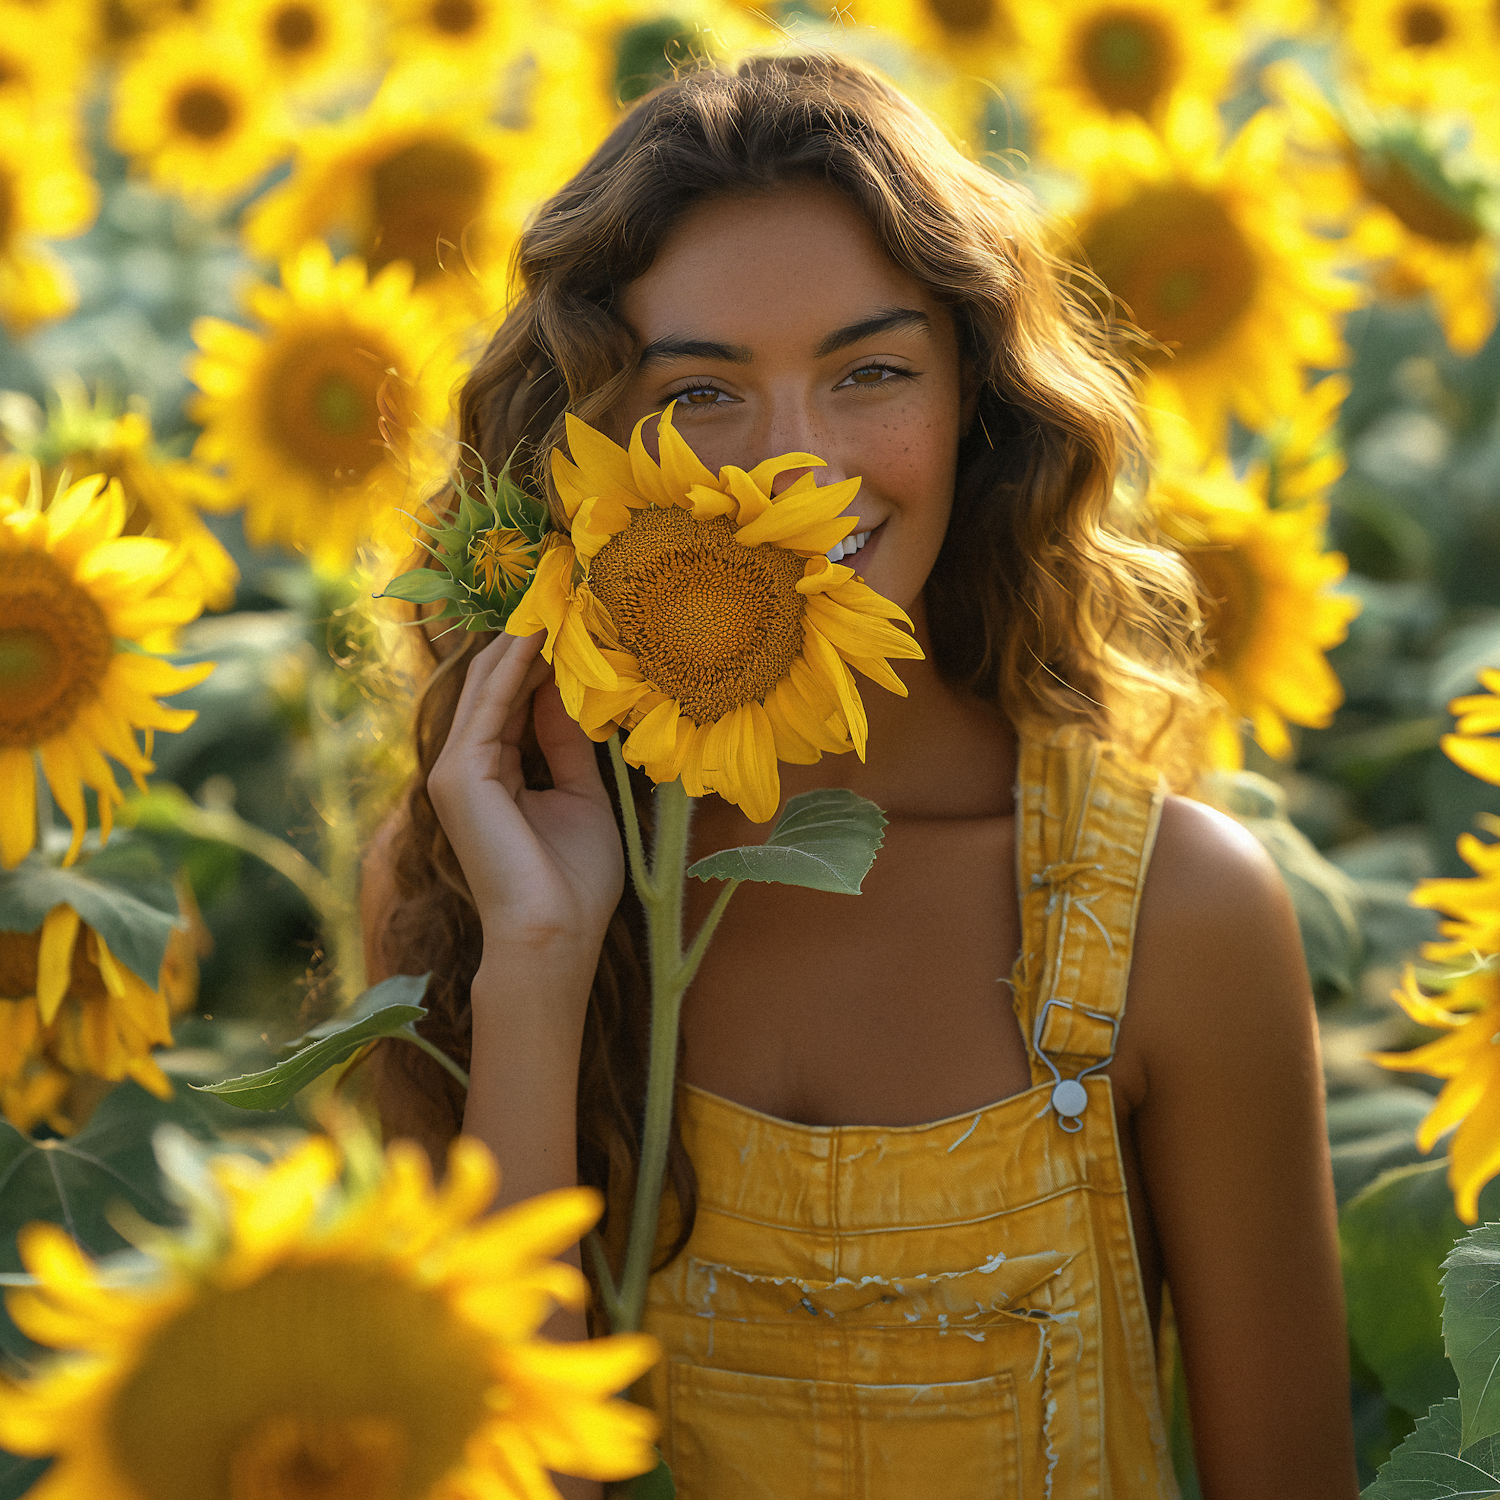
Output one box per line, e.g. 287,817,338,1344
367,52,1208,1262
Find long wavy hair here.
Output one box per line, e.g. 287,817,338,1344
368,52,1208,1267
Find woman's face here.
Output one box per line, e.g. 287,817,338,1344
613,182,970,613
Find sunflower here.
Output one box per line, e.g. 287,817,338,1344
384,0,521,88
1,378,238,616
1443,668,1500,785
1072,103,1359,446
1149,447,1359,764
1340,0,1500,114
0,110,97,336
1375,962,1500,1222
0,1130,660,1498
243,77,544,310
840,0,1018,93
0,475,213,869
189,241,460,571
0,2,89,114
1410,814,1500,961
504,408,923,823
1269,62,1499,355
0,899,198,1134
110,24,291,203
1014,0,1239,169
215,0,375,98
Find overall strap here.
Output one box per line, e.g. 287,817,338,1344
1010,724,1166,1130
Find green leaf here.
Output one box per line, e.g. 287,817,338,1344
607,1455,674,1499
1443,1223,1500,1449
687,788,886,895
192,974,431,1111
0,852,179,989
377,568,458,605
1362,1397,1500,1498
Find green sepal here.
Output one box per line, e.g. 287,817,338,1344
376,453,552,633
1361,1397,1500,1498
629,1455,675,1499
0,851,180,989
192,974,431,1110
686,787,887,895
1443,1222,1500,1451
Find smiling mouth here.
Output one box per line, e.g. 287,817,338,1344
826,526,875,564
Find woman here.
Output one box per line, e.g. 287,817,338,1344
363,54,1357,1500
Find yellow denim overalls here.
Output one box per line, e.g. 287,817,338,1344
636,725,1180,1499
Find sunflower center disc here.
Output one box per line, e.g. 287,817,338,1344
0,929,44,1002
272,4,320,53
1079,11,1176,114
588,508,808,727
265,329,397,486
1400,2,1448,45
1186,543,1260,670
0,551,114,748
924,0,996,36
1083,185,1259,358
174,84,236,141
431,0,480,35
369,141,488,280
229,1413,405,1500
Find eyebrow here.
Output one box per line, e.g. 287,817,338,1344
635,307,932,369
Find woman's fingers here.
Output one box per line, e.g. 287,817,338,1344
531,678,610,802
447,631,541,747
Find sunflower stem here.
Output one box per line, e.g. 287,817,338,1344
607,734,654,904
584,1229,623,1326
615,776,697,1333
675,879,740,992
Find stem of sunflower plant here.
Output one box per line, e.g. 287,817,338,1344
607,737,740,1334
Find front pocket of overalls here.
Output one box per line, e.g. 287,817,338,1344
667,1361,1021,1500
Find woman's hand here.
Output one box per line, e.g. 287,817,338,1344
427,631,625,987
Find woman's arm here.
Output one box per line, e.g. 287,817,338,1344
1128,797,1358,1499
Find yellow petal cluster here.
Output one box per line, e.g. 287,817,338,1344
0,1132,660,1500
216,0,376,99
505,408,923,822
0,902,198,1135
189,241,460,571
0,476,214,869
1442,668,1500,786
1410,813,1500,962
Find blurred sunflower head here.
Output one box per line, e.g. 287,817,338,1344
1442,668,1500,786
1,377,238,615
244,79,545,306
0,1131,661,1497
506,408,924,822
110,25,291,203
384,0,520,87
1410,813,1500,961
0,110,97,335
0,474,212,868
1341,0,1499,112
0,899,198,1134
1015,0,1238,167
1149,449,1359,764
218,0,375,97
0,2,88,113
189,241,460,571
1073,102,1359,445
841,0,1018,83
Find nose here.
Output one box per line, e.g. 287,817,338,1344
761,404,847,494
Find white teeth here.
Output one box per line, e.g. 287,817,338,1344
827,529,871,565
856,531,869,548
826,540,846,562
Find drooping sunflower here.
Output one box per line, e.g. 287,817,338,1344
189,241,460,571
1072,103,1360,446
1014,0,1239,170
243,77,545,310
505,408,924,823
0,898,198,1134
214,0,375,98
1149,447,1359,764
0,475,213,869
1,377,238,616
1340,0,1500,114
0,1131,661,1498
110,25,291,203
0,110,97,336
1443,668,1500,785
1270,62,1499,355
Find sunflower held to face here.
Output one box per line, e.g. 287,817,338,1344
1149,447,1358,765
0,475,213,870
1014,0,1238,169
0,1130,661,1498
0,110,97,336
110,26,291,203
504,408,923,823
189,241,459,571
0,899,198,1134
1073,103,1358,446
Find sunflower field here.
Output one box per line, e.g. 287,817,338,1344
1,0,1499,1493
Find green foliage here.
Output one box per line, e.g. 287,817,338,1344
1442,1224,1500,1450
687,788,888,896
194,974,435,1110
378,456,551,633
0,850,180,988
1362,1398,1500,1497
625,1455,676,1499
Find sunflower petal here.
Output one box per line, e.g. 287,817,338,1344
35,905,81,1026
0,748,37,869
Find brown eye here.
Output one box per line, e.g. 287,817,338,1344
673,386,721,406
850,367,886,384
